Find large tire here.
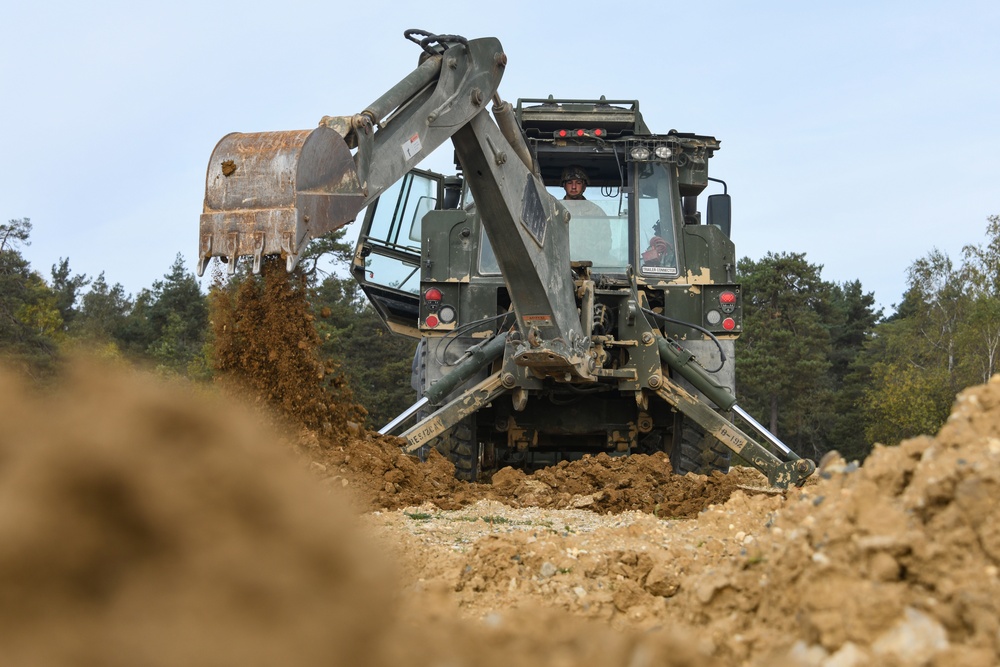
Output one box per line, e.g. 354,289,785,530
669,412,731,476
412,409,479,481
432,416,480,482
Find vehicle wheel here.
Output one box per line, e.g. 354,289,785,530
669,412,731,475
432,416,480,482
411,408,480,481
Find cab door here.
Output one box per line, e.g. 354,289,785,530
352,168,443,337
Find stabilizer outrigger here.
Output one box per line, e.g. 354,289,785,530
381,329,815,489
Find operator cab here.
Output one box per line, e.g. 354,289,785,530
352,96,729,336
515,97,724,283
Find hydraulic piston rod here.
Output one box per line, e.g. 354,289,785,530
733,404,795,458
379,334,508,435
657,336,799,461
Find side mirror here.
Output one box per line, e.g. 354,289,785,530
443,175,463,209
707,194,732,238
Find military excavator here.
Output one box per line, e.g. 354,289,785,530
199,30,815,488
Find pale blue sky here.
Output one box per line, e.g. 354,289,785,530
3,1,998,312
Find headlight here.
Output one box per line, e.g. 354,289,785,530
630,146,651,161
654,146,673,159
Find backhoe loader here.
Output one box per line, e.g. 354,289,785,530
199,30,815,488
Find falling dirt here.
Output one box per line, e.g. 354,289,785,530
4,265,1000,665
208,257,365,434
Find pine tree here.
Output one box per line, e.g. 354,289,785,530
0,218,61,373
736,252,836,461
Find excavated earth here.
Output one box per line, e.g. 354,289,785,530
3,364,1000,666
3,270,999,666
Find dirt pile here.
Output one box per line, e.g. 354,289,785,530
678,376,1000,665
374,377,1000,666
303,432,477,511
306,431,768,516
0,363,714,667
488,452,766,517
0,364,388,667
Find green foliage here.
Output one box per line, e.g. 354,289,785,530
864,359,952,445
75,254,208,374
142,254,208,373
148,255,208,346
956,297,1000,385
0,217,32,252
311,272,416,428
860,254,964,445
74,272,133,342
49,258,90,331
822,280,883,461
860,216,1000,445
736,252,880,462
0,218,60,374
736,253,835,460
43,253,209,378
958,214,1000,383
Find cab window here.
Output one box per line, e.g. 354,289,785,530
634,163,680,277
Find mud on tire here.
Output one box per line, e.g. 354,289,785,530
430,417,480,482
669,413,731,476
411,410,481,482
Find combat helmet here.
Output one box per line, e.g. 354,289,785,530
560,165,589,186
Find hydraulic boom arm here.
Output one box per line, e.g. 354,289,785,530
199,31,505,275
199,30,590,379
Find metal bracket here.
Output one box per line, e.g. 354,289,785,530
653,378,815,488
402,372,508,453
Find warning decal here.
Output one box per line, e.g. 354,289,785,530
403,133,422,160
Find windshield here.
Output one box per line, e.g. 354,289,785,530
634,163,680,277
560,200,628,270
559,196,629,271
477,187,629,275
477,166,682,277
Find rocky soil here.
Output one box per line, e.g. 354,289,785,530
2,361,1000,666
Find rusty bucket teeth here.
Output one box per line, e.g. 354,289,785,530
198,127,365,275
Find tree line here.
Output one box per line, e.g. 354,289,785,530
2,215,998,462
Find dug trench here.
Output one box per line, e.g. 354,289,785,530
1,262,998,666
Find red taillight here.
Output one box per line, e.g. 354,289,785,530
424,287,442,302
719,291,737,305
722,317,736,331
554,128,606,140
425,314,440,328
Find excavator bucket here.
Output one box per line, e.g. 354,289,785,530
198,126,364,275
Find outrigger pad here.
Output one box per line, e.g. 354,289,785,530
768,458,817,489
199,127,364,275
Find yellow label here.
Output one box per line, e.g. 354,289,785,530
408,416,445,448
